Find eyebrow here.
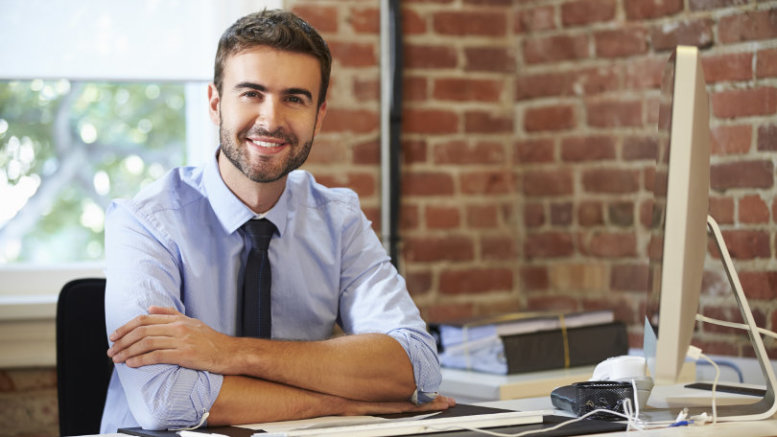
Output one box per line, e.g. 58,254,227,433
233,82,313,102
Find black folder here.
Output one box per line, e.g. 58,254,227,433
501,321,629,374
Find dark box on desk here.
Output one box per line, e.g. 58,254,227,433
502,321,628,374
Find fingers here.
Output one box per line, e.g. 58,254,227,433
109,308,180,342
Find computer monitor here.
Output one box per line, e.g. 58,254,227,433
643,45,777,421
644,45,710,385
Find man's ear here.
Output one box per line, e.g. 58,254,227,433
314,101,327,136
207,83,220,126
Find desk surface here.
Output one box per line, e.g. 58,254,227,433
91,384,777,437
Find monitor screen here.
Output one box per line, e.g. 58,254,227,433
643,46,711,385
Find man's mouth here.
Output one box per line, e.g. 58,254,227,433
249,139,285,149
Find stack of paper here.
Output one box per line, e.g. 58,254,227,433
434,310,627,374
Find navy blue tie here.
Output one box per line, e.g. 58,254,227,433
241,219,276,338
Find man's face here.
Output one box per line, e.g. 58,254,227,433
208,46,327,184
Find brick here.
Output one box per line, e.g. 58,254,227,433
401,203,420,230
328,41,376,67
711,125,752,155
423,303,475,324
291,5,338,33
719,9,777,44
550,202,573,226
651,19,714,51
521,266,549,290
577,66,622,95
624,0,682,19
710,160,774,191
758,124,777,151
709,196,735,225
433,78,503,102
524,202,545,227
702,52,753,83
426,205,460,229
522,169,574,196
515,139,555,164
439,268,513,294
548,262,608,292
689,0,748,11
524,232,575,258
582,168,640,193
402,139,427,164
353,77,379,101
404,45,458,69
757,48,777,78
316,172,376,197
306,138,347,164
482,236,517,260
721,230,771,260
586,100,643,128
585,232,637,257
561,136,616,162
608,201,634,227
578,201,604,226
403,76,428,102
515,5,557,33
623,136,659,161
348,7,379,34
611,264,650,292
465,47,516,73
465,111,514,134
515,72,574,101
739,195,769,224
405,270,432,296
404,235,475,262
594,28,649,58
402,171,455,196
352,139,379,165
433,11,507,36
639,199,654,228
523,35,590,64
402,8,426,35
322,108,379,133
403,109,458,134
526,295,580,312
562,0,616,27
623,57,665,90
524,105,576,132
433,141,506,165
466,205,499,228
460,170,514,195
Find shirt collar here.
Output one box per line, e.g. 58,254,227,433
204,151,289,237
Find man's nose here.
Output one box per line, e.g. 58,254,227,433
255,98,282,130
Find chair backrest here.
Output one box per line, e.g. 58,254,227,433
56,278,113,436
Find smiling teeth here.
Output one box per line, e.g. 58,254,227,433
251,140,281,148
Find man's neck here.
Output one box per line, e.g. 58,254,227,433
217,151,286,214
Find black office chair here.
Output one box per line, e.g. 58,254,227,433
56,278,113,436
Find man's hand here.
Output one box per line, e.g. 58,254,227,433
107,306,235,373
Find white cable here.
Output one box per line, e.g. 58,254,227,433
429,403,645,437
695,314,777,340
698,351,720,425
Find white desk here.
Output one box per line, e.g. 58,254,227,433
92,383,777,437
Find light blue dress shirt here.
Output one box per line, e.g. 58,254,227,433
100,154,441,432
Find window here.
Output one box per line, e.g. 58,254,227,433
0,0,278,296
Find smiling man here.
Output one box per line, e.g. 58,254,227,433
100,10,452,433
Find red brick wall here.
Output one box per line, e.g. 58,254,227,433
288,0,777,357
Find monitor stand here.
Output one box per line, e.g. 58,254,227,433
643,215,777,422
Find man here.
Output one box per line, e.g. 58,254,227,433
101,9,453,433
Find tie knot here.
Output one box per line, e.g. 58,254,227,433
242,219,276,251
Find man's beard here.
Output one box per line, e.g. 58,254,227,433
219,121,313,183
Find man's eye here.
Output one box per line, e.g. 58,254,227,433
243,91,260,98
286,96,303,104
